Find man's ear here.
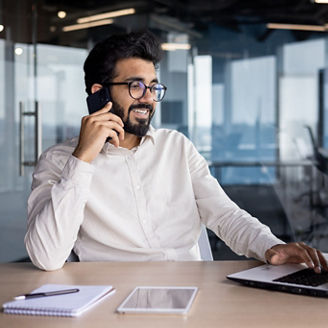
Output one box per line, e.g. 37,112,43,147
91,83,103,94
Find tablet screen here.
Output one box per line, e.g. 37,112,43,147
116,286,198,314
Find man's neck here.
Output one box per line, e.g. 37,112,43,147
118,133,142,150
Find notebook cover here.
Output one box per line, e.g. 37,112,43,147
2,284,115,317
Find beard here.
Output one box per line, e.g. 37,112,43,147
110,101,154,137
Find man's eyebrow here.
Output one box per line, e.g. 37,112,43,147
125,76,159,83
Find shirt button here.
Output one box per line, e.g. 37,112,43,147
136,185,141,190
143,219,146,224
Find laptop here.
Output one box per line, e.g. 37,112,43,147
227,259,328,297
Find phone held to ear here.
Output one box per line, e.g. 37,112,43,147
86,87,114,143
86,87,111,114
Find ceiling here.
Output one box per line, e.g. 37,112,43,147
42,0,328,27
3,0,328,46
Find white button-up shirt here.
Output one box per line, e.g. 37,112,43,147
25,126,283,270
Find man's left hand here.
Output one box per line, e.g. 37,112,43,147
265,242,328,273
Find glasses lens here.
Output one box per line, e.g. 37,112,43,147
128,81,166,102
129,81,145,99
151,84,166,102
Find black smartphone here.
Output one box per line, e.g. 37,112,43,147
86,87,111,114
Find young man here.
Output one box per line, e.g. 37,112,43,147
25,31,327,271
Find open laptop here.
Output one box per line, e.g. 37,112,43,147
227,257,328,297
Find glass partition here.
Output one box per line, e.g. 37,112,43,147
1,1,328,261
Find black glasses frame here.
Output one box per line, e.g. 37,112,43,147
107,81,167,102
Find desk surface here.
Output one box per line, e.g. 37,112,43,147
0,261,327,328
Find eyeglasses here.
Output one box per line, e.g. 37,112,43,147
107,80,167,102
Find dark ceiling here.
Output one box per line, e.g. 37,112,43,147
3,0,328,46
42,0,328,27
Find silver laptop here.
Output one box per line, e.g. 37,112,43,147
227,260,328,297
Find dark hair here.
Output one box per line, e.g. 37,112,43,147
84,31,162,95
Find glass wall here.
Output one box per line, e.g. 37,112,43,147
1,1,328,261
36,44,87,149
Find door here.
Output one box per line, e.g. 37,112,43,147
0,39,36,261
0,1,87,262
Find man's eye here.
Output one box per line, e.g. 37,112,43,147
131,82,142,89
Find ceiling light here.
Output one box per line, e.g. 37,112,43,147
57,11,67,19
62,19,114,32
77,8,135,24
267,23,326,32
0,25,4,32
161,43,191,51
15,48,23,56
313,0,328,3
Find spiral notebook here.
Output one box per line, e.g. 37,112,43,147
2,284,116,317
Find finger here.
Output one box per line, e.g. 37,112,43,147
104,112,124,127
90,111,124,127
97,121,125,139
317,250,328,271
301,244,321,273
107,129,120,147
265,248,274,264
89,101,113,116
296,243,315,269
265,249,282,265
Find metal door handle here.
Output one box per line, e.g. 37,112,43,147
19,101,24,176
35,101,42,163
19,101,42,176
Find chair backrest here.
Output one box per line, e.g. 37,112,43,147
198,224,213,261
66,250,79,262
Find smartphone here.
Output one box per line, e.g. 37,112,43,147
86,87,111,114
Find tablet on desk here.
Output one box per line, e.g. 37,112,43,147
116,286,198,314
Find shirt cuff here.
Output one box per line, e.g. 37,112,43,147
61,155,95,188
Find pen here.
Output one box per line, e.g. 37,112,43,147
14,288,79,300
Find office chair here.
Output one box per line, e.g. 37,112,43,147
297,125,328,243
66,250,79,262
67,224,214,262
304,125,328,208
304,125,328,176
198,224,214,261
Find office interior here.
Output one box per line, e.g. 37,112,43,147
1,0,328,263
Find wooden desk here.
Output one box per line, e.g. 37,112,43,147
0,261,327,328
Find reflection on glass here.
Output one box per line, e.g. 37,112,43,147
123,287,197,310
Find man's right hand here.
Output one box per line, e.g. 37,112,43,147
72,102,124,163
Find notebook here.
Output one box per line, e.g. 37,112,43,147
2,284,116,317
227,262,328,297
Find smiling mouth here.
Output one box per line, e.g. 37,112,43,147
132,108,148,114
131,108,150,119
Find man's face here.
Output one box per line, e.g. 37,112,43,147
109,58,158,137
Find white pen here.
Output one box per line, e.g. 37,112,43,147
14,288,79,300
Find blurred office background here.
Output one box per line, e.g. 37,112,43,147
1,0,328,262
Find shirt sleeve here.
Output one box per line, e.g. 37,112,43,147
24,151,94,271
185,139,284,262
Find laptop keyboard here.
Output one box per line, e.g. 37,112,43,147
274,268,328,287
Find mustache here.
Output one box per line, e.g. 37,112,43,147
129,103,153,113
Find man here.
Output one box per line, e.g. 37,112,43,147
25,31,327,272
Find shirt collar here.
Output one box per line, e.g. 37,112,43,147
140,125,155,146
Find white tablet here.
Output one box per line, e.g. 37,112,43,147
116,286,198,314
